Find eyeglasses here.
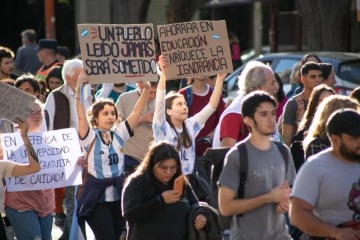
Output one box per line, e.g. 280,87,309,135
30,111,42,117
158,164,178,172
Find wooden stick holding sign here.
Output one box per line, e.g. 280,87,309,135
157,20,233,80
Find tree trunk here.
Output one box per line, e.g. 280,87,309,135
166,0,204,23
111,0,151,24
297,0,352,51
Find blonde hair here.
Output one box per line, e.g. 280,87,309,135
303,95,360,151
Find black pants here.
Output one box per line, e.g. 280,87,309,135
0,215,7,240
82,201,125,240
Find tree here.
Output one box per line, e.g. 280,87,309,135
166,0,208,23
111,0,151,23
296,0,353,51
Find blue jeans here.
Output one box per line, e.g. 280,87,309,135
60,185,75,239
5,207,53,240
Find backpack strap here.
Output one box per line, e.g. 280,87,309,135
235,140,288,217
184,86,193,108
76,137,96,199
236,142,248,217
272,140,289,171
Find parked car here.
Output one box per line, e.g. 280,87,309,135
224,52,360,99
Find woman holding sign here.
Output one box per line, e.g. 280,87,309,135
122,141,207,240
153,55,227,175
1,101,50,240
75,71,151,240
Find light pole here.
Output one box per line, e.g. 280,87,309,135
45,0,56,39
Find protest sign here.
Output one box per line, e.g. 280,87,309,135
1,128,82,192
77,24,158,84
0,82,36,122
157,20,233,80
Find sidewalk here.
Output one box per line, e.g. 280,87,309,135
52,221,95,240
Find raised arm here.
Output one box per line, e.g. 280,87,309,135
10,119,41,176
209,72,227,109
75,70,90,139
126,81,150,131
157,55,167,91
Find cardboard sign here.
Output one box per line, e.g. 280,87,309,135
1,128,82,191
0,82,36,122
77,24,158,84
157,20,233,80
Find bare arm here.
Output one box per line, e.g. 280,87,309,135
290,197,360,240
126,81,150,131
75,70,90,139
282,124,294,147
219,182,290,216
221,137,237,148
11,119,41,177
158,55,167,91
209,73,227,109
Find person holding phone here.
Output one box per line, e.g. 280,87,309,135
122,141,207,240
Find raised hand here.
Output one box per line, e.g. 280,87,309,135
139,81,151,90
216,72,228,81
13,118,29,136
78,69,89,85
158,55,168,72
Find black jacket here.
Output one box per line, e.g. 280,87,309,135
187,202,222,240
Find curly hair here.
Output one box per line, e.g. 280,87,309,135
297,84,335,131
87,98,120,128
303,95,360,151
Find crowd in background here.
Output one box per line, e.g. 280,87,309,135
0,28,359,240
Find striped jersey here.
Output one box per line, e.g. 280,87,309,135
153,89,215,174
80,122,131,202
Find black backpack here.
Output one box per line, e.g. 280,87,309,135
289,128,307,172
187,174,217,208
205,140,289,230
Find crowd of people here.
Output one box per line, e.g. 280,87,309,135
0,28,359,240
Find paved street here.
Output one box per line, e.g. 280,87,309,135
0,185,95,240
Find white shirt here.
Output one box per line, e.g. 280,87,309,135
80,123,131,202
153,89,215,174
45,84,92,130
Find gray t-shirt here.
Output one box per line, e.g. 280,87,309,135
291,149,360,226
218,139,296,240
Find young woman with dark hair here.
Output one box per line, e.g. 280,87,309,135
75,71,151,240
153,55,227,175
122,141,207,240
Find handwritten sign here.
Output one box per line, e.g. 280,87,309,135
0,82,36,122
1,128,82,192
157,20,233,80
77,24,158,84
